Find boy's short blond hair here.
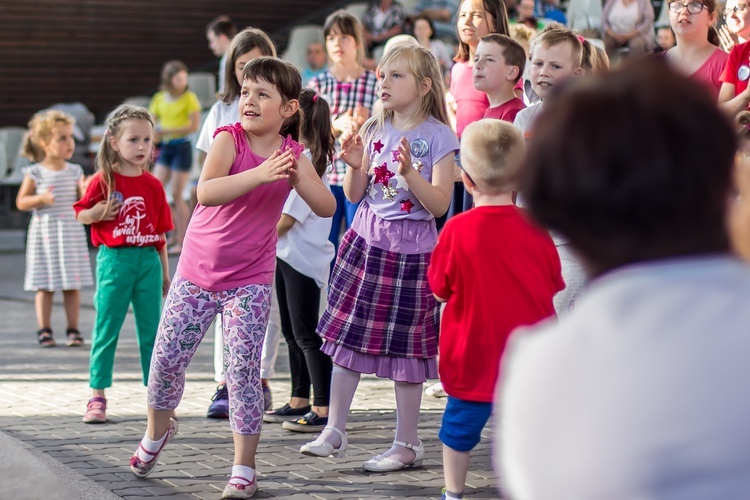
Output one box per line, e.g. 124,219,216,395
460,119,524,195
530,26,583,68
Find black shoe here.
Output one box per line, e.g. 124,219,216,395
262,403,311,423
282,411,328,433
207,384,229,419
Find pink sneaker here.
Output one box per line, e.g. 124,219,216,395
130,418,179,478
222,475,257,498
82,397,107,424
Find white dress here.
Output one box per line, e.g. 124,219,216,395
23,163,93,291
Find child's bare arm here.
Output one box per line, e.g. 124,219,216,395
277,214,296,237
77,200,121,224
16,177,54,211
197,132,295,206
159,237,170,296
290,155,336,217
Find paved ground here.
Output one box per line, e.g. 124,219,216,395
0,231,501,499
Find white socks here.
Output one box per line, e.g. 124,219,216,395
231,464,256,482
136,431,167,461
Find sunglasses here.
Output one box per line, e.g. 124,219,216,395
455,153,476,185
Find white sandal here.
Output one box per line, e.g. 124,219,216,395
300,425,347,458
362,440,424,472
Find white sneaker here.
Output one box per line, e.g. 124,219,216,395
425,382,447,398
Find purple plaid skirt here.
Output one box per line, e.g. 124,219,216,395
317,227,439,362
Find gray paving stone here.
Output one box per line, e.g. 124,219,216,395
0,247,501,499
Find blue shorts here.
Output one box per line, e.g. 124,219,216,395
158,140,192,172
438,396,493,452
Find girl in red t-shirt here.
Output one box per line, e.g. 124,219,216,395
74,105,173,425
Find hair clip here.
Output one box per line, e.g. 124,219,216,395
312,93,318,103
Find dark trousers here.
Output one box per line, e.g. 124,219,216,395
436,182,474,231
275,258,332,407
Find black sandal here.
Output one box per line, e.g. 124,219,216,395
66,328,84,347
37,328,56,348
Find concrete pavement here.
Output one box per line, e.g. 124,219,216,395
0,231,500,499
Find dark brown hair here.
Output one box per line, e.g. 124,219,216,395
323,10,366,65
299,88,335,178
218,27,277,105
243,57,302,141
521,58,735,276
160,60,189,93
206,16,237,39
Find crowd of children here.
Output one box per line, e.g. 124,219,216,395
13,2,750,498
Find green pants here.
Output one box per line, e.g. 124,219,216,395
89,246,163,389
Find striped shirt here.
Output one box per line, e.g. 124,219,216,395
309,69,379,185
23,163,93,291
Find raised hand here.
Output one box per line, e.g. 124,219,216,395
332,110,357,137
287,154,301,186
340,133,365,169
255,149,295,184
395,137,414,178
352,105,370,131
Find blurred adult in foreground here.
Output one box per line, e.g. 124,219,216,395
496,57,750,500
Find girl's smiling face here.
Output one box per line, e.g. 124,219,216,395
725,0,750,39
457,0,495,48
240,77,296,136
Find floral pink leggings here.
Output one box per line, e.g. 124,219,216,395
147,274,271,435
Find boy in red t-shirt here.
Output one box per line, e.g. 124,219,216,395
473,34,527,123
428,119,564,500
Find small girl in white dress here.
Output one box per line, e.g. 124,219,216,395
16,110,93,347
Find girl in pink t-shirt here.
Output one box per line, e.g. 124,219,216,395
129,58,335,498
664,0,727,98
447,0,513,219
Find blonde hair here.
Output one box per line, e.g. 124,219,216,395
460,118,523,194
361,44,449,139
508,23,536,55
96,104,155,206
530,27,583,68
581,39,610,74
21,110,76,163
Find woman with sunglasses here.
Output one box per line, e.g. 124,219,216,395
664,0,728,98
719,0,750,114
